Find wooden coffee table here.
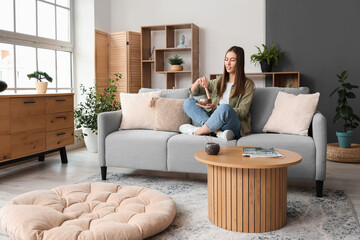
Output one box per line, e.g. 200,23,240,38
195,146,301,233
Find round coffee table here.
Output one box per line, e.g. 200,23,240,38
195,146,301,233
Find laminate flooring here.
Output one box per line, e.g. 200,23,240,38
0,147,359,227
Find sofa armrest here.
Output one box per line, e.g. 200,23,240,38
312,112,327,181
98,110,122,166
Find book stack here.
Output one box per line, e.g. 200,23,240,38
242,147,283,158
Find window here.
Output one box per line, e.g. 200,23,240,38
0,0,73,93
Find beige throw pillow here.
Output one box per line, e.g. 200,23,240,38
263,91,320,136
119,91,161,130
150,97,190,132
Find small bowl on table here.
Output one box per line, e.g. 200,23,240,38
205,142,220,155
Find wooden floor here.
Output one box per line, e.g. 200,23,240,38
0,147,359,226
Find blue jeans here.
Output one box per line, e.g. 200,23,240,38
183,98,242,138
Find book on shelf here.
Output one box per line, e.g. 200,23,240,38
242,147,283,158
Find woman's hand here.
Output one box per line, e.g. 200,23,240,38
196,102,217,110
196,77,209,88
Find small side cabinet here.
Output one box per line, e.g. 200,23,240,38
0,93,74,164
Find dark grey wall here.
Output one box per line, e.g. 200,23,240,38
267,0,360,143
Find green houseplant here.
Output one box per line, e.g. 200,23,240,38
27,71,53,93
330,70,360,148
74,73,121,152
250,41,283,72
168,54,185,71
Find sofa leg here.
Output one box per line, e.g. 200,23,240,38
101,167,107,180
316,180,323,197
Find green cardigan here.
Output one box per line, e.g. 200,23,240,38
190,76,255,136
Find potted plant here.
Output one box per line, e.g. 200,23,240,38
27,71,53,93
250,41,283,72
330,70,360,148
74,73,121,152
168,54,185,71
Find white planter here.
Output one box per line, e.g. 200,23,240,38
36,82,48,94
82,128,98,153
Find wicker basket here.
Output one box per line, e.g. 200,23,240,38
327,143,360,163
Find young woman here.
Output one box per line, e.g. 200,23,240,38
180,46,255,140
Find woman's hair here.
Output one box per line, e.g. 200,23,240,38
217,46,247,99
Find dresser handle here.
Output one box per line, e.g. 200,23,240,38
56,116,66,119
57,132,66,136
24,101,36,104
56,99,66,102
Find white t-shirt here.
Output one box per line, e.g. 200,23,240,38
219,82,234,105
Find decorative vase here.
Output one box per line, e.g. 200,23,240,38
170,65,183,71
205,142,220,155
82,128,98,153
36,82,48,94
0,80,7,92
336,131,354,148
260,60,274,72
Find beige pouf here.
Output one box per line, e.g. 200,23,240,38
0,182,176,240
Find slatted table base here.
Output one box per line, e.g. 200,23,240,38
207,165,287,233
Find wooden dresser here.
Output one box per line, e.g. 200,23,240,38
0,93,74,164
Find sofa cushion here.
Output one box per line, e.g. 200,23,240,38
237,133,316,179
167,134,237,174
119,91,161,130
150,97,191,132
250,87,310,133
139,88,189,99
106,130,177,171
263,92,320,136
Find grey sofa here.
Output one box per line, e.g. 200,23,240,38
98,87,327,197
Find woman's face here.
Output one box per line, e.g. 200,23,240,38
224,51,237,74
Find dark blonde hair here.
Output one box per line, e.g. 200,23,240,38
217,46,247,98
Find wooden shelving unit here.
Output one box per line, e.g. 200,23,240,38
141,23,199,89
209,72,300,88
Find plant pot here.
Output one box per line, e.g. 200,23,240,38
205,143,220,155
0,80,7,92
82,128,98,153
260,60,274,72
170,65,183,71
336,131,354,148
36,82,48,94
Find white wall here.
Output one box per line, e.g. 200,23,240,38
95,0,111,33
108,0,266,88
73,0,95,105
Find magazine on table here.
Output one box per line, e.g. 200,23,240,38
242,147,283,158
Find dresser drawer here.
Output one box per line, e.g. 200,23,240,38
0,99,10,135
46,112,74,132
10,97,46,134
46,96,73,114
46,128,74,150
0,135,11,161
11,130,45,158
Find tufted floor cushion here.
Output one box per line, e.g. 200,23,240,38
0,182,176,240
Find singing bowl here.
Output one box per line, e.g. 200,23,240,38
199,98,212,105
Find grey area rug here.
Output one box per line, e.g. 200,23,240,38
83,172,360,240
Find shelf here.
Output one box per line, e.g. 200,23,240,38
209,72,300,88
141,23,199,89
155,47,191,51
155,71,192,74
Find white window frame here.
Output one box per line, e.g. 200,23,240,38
0,0,74,93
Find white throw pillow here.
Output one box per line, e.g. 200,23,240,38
119,91,161,130
263,91,320,136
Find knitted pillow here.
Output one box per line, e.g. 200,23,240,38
150,97,190,132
